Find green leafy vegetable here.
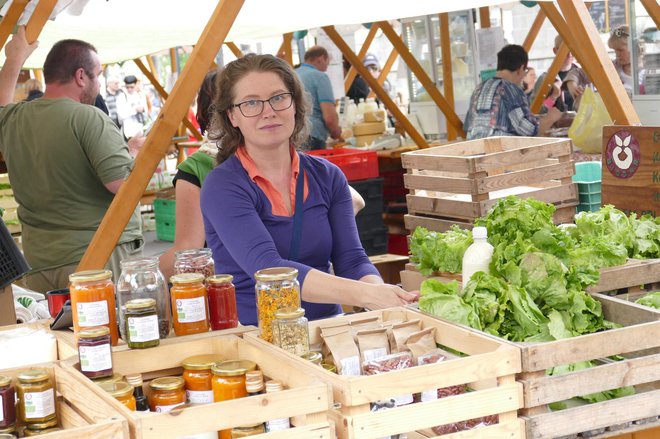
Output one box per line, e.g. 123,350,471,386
409,226,472,275
635,291,660,309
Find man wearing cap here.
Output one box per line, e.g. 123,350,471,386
295,45,342,150
117,74,149,138
363,53,392,95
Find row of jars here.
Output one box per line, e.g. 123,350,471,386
0,370,59,437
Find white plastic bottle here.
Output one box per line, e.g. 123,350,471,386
365,97,378,113
357,98,367,117
461,226,494,289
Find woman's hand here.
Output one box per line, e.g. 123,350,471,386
363,283,419,310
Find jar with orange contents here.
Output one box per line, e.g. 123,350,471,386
69,270,119,346
182,355,223,405
169,273,210,336
99,381,136,411
212,360,257,439
148,377,186,413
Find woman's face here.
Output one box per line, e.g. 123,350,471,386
610,39,630,66
227,71,296,151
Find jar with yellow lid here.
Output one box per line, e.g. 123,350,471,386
16,369,56,425
182,355,223,405
77,326,113,379
99,381,136,411
272,307,309,356
91,372,124,386
0,375,16,429
212,360,257,439
148,377,186,413
124,298,160,349
170,273,210,336
254,268,300,343
230,423,266,437
69,269,118,346
22,418,59,436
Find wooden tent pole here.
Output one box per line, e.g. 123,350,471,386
479,7,490,28
557,0,639,125
530,43,571,114
367,47,398,99
225,41,243,58
0,0,28,49
538,3,588,69
641,0,660,28
135,58,203,141
147,55,158,77
438,12,456,141
277,32,294,66
522,9,546,52
377,20,465,138
78,0,246,271
322,25,429,148
344,23,379,93
33,69,44,84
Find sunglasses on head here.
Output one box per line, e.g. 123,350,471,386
611,28,629,38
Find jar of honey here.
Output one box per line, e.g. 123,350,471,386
254,268,300,343
99,381,136,411
182,355,223,405
77,326,113,379
170,273,210,336
212,360,257,439
16,369,56,425
69,270,119,346
206,275,238,331
22,418,59,436
148,377,186,413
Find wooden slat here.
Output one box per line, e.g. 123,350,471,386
322,25,428,149
439,12,457,141
377,20,465,138
225,41,243,58
404,173,473,193
25,0,57,43
537,2,588,74
588,259,660,295
478,161,575,194
522,9,546,52
404,214,472,233
367,47,398,99
641,0,660,29
530,43,571,114
78,0,246,270
0,0,28,49
344,23,379,93
479,7,491,28
280,32,294,66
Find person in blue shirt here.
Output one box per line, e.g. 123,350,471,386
464,44,562,140
295,46,343,150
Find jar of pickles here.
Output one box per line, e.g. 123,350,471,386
117,257,171,340
148,377,186,413
124,298,160,349
77,326,113,379
272,307,309,356
16,369,56,425
174,249,215,279
170,273,210,336
207,275,238,331
254,268,300,343
69,270,118,346
182,355,223,405
99,381,136,411
0,376,15,429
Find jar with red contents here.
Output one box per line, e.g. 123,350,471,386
207,275,238,330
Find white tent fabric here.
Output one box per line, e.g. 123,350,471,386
3,0,529,68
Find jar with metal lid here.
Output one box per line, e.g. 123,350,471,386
91,372,124,386
117,257,171,340
300,351,322,365
69,269,118,346
174,248,215,279
272,307,309,356
230,423,266,437
0,375,15,429
148,377,186,413
22,418,59,436
207,275,238,331
264,380,290,431
254,267,300,343
0,425,16,438
99,381,136,411
212,360,256,439
245,370,264,396
124,298,160,349
77,326,113,379
170,273,210,336
182,355,223,405
16,369,56,425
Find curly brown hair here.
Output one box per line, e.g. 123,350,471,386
208,54,310,164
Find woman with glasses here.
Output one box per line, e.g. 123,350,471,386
200,54,418,326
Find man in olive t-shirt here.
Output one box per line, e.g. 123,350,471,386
0,27,143,292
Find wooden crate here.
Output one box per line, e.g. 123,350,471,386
0,362,128,438
401,136,578,231
245,307,524,439
62,334,333,439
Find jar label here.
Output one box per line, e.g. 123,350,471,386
77,300,109,327
421,389,438,402
266,417,290,431
128,314,160,343
155,402,185,413
186,390,213,405
175,297,206,323
79,343,112,372
23,388,55,419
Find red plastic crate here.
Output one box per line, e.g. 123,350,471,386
387,233,409,256
308,148,378,182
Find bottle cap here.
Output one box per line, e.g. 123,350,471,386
245,370,264,393
125,373,143,387
265,379,284,393
472,226,487,240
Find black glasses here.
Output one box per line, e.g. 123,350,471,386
611,28,629,38
232,92,294,117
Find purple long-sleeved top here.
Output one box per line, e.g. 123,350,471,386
200,151,379,325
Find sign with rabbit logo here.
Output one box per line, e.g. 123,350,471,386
605,130,640,178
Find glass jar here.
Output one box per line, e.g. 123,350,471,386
117,257,171,340
170,273,210,336
300,351,322,365
272,307,309,356
207,275,238,331
148,377,186,413
91,373,124,386
264,380,290,431
124,298,160,349
0,426,16,437
174,248,215,279
231,423,266,437
254,268,300,343
16,369,56,425
211,360,256,402
124,374,149,412
69,269,119,346
22,419,59,436
182,355,223,405
0,376,15,429
77,326,113,379
99,381,136,411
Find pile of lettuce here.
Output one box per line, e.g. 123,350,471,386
635,291,660,309
409,225,472,275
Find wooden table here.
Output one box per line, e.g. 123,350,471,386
174,140,203,165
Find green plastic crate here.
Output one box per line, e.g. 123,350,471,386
572,162,601,212
153,198,175,242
